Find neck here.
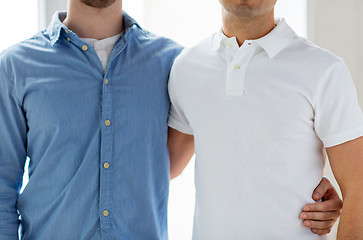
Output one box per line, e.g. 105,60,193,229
63,0,124,40
222,10,275,46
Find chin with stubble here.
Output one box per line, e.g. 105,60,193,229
81,0,117,8
219,0,277,18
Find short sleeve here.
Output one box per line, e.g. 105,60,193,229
314,60,363,147
168,63,194,135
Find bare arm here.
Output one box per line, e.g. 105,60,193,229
326,136,363,239
168,127,194,179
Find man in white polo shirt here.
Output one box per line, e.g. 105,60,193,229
167,0,363,239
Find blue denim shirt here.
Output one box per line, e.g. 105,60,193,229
0,12,183,240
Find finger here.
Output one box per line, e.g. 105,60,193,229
303,199,343,212
311,228,332,235
312,177,331,201
303,220,335,229
300,211,340,221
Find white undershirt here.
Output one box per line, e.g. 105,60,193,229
81,33,122,73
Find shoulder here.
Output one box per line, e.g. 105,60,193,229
130,28,185,73
284,37,354,104
172,33,215,73
0,31,49,72
133,28,184,57
169,34,215,91
284,36,342,69
275,35,345,91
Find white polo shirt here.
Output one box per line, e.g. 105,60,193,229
168,19,363,240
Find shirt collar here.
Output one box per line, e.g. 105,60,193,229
211,18,296,58
46,11,142,46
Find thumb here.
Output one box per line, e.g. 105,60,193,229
312,177,330,201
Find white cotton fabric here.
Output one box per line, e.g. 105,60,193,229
168,18,363,240
81,33,122,73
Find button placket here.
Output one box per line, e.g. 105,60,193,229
225,44,257,96
99,74,113,231
98,37,128,231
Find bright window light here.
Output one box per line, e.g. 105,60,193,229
122,0,145,25
275,0,307,37
0,0,38,53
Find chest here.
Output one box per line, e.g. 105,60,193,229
179,60,316,139
20,55,170,135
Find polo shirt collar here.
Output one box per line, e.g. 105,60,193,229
211,18,296,58
46,11,142,46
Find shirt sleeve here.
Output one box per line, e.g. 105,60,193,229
168,63,194,135
314,60,363,148
0,67,27,239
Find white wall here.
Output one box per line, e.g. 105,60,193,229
141,0,222,47
0,0,38,53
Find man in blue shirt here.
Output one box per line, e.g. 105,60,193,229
0,0,342,239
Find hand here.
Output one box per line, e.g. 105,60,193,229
300,177,343,235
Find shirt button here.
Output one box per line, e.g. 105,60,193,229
67,37,71,42
103,210,109,216
105,79,109,85
104,162,110,169
234,65,241,70
105,120,111,126
226,42,232,48
64,29,69,34
82,45,88,51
